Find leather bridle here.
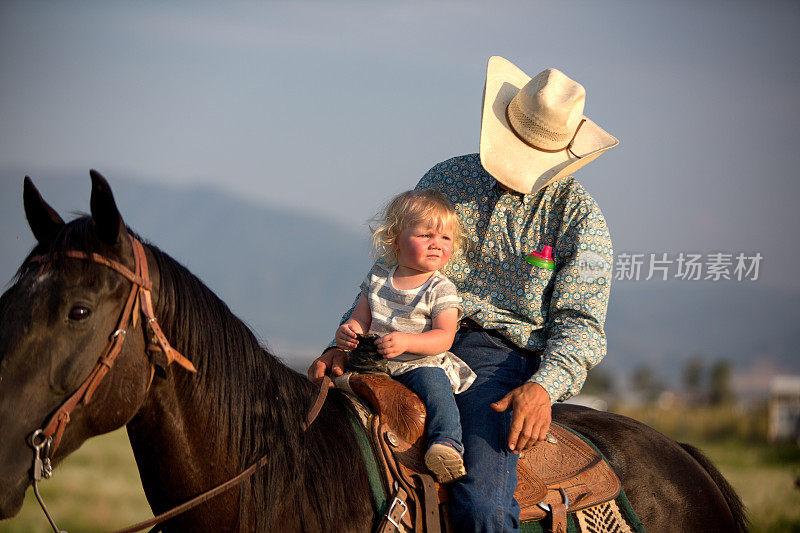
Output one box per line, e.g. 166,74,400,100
23,233,330,533
28,234,195,457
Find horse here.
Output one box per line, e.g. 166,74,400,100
0,172,747,532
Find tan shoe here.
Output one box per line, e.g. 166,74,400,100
424,443,466,483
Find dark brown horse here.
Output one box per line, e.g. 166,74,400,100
0,173,746,532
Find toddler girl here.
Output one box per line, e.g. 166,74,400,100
336,189,475,483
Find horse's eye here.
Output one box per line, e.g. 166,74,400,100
68,306,92,321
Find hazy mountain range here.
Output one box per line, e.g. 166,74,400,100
2,169,798,395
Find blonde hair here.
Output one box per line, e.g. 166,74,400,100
370,189,463,265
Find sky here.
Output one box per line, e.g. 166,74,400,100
1,1,799,288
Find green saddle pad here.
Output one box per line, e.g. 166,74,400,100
520,490,644,533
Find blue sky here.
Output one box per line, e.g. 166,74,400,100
2,1,799,287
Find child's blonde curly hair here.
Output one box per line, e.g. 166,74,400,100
370,189,463,265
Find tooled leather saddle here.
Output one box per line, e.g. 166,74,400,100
336,372,621,533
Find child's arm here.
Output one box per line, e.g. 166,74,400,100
375,307,459,359
336,294,371,350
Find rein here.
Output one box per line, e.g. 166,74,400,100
24,234,330,533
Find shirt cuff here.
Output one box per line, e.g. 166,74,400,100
528,371,571,404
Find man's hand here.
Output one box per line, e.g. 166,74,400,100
490,382,552,453
307,348,347,386
375,332,409,359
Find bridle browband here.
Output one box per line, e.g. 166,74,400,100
24,232,330,533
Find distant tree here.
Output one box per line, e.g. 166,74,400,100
631,364,663,403
708,359,734,405
582,366,615,396
683,354,706,404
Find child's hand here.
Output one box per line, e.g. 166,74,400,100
336,323,360,350
375,332,409,359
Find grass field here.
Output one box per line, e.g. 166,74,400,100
0,430,151,533
1,409,799,532
693,440,800,532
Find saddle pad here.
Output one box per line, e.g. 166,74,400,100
520,498,640,533
519,492,646,533
576,497,644,533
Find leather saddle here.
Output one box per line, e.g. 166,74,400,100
336,372,621,533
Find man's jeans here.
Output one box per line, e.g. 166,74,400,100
394,366,464,453
448,327,541,532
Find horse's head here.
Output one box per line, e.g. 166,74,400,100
0,172,153,519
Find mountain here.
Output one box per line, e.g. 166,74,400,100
1,169,372,368
2,169,798,388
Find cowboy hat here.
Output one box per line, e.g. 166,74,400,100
479,56,619,194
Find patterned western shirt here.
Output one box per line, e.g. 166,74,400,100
415,154,613,402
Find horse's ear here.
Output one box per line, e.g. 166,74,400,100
89,169,126,246
23,176,65,244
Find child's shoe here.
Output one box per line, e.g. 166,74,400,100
424,442,466,483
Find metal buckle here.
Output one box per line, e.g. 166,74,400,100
27,430,64,532
385,497,408,529
27,430,53,479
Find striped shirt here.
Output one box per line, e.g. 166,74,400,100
362,263,460,344
360,263,475,393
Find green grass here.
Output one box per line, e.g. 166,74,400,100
0,429,151,533
693,440,800,533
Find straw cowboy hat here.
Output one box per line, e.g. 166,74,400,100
479,56,619,194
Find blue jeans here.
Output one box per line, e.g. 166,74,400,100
394,367,464,453
448,328,541,533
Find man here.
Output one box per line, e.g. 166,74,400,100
308,56,617,531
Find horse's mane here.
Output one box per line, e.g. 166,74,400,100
20,217,371,530
148,235,314,443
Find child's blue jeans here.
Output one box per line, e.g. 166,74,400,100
393,367,464,454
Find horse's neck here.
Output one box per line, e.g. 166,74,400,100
126,376,245,528
126,253,245,519
128,252,373,530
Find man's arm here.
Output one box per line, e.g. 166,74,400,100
493,198,613,452
531,205,612,403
